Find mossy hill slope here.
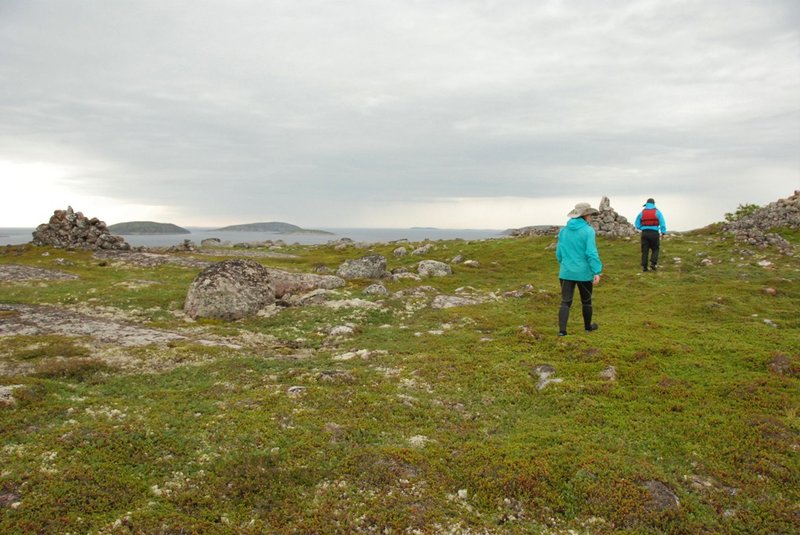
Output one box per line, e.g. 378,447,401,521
0,229,798,533
214,221,333,234
108,221,190,234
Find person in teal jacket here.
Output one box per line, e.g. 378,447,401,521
634,197,667,271
556,202,603,336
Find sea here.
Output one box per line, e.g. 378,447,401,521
0,227,505,248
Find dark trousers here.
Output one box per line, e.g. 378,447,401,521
641,230,660,268
559,279,593,333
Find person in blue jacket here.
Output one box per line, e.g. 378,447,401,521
634,198,667,271
556,202,603,336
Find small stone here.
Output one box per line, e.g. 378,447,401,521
642,480,680,512
532,364,562,390
598,366,617,381
363,283,389,296
287,386,306,396
768,353,797,376
0,492,21,508
700,258,713,266
329,325,355,336
763,287,777,296
763,319,778,328
757,260,773,267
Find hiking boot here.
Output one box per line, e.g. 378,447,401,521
650,265,658,271
558,331,567,337
585,323,599,332
642,266,648,272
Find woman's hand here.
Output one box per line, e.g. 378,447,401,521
593,274,600,285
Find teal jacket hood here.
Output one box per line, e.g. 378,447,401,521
556,217,603,281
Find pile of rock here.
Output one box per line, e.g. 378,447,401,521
507,197,635,238
31,206,130,250
592,196,636,237
507,225,560,237
724,191,799,254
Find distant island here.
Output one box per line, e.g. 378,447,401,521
108,221,190,235
213,222,334,235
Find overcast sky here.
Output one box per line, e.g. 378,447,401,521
1,0,798,230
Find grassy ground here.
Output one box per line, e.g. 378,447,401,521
1,231,798,534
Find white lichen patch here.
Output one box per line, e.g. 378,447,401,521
150,471,190,497
407,435,432,448
85,406,127,421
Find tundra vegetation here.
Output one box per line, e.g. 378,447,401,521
0,227,798,534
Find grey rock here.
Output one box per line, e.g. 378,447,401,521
724,190,799,254
599,365,617,381
266,268,345,298
411,243,433,255
184,259,275,320
167,239,197,252
418,260,452,277
336,254,388,280
280,289,332,307
393,247,408,257
431,294,482,309
507,225,561,237
363,283,389,296
531,364,563,390
201,238,222,247
0,385,24,406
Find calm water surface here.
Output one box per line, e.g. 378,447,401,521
1,227,504,247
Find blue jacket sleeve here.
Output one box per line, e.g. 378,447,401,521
555,229,563,263
586,231,603,275
657,210,667,234
634,212,642,230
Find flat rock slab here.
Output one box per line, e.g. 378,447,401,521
93,250,212,269
0,264,79,282
196,248,300,260
0,303,186,346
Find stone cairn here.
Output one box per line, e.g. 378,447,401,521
592,196,636,237
724,190,799,254
31,206,130,250
509,196,635,238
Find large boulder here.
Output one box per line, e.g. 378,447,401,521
184,259,275,320
336,254,387,280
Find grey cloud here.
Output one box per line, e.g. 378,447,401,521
1,0,797,226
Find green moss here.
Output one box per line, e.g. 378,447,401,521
1,234,798,533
